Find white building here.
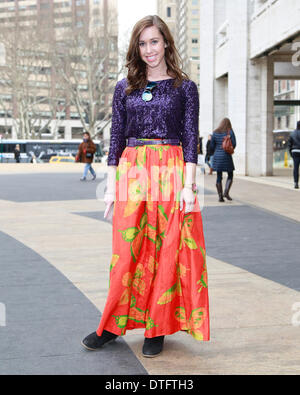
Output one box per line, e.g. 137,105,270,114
157,0,200,89
200,0,300,176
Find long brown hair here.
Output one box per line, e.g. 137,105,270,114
125,15,188,95
214,118,233,133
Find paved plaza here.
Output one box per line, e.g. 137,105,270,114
0,163,300,375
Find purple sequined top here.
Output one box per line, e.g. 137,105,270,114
107,78,199,166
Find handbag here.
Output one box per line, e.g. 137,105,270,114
104,202,114,224
222,131,234,155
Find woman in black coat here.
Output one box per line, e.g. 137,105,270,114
288,120,300,189
210,118,237,202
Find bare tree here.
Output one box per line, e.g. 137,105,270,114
0,25,67,139
53,22,121,140
0,0,120,141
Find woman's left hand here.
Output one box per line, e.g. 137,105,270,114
180,187,196,213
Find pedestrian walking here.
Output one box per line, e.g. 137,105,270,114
288,121,300,189
197,139,205,169
14,144,21,163
205,134,214,175
81,15,210,358
210,118,236,202
199,136,203,155
75,132,97,181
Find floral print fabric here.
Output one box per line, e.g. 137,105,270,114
97,142,210,341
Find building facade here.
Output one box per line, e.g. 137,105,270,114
157,0,177,39
157,0,200,90
274,80,300,131
0,0,118,141
200,0,300,176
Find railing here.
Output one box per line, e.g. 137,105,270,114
216,20,229,49
251,0,279,21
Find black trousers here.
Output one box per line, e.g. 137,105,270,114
292,152,300,184
216,171,233,184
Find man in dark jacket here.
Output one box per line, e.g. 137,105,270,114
76,132,97,181
14,144,21,163
288,121,300,189
205,134,214,175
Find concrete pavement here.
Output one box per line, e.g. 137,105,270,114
0,163,299,375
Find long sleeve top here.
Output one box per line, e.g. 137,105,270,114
77,140,96,164
210,130,237,172
107,78,199,166
288,129,300,153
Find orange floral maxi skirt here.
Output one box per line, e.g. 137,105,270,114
97,142,210,341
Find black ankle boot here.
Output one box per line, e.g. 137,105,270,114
295,183,299,189
142,336,165,358
216,182,225,202
81,330,118,351
224,179,233,200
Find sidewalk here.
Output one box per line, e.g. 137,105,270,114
237,168,296,191
204,167,300,222
0,164,299,375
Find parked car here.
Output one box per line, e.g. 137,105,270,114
49,156,75,163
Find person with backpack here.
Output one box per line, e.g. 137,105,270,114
288,120,300,189
76,132,97,181
210,118,236,202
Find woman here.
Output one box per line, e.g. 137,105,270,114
76,132,97,181
211,118,236,202
82,15,210,357
288,120,300,189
